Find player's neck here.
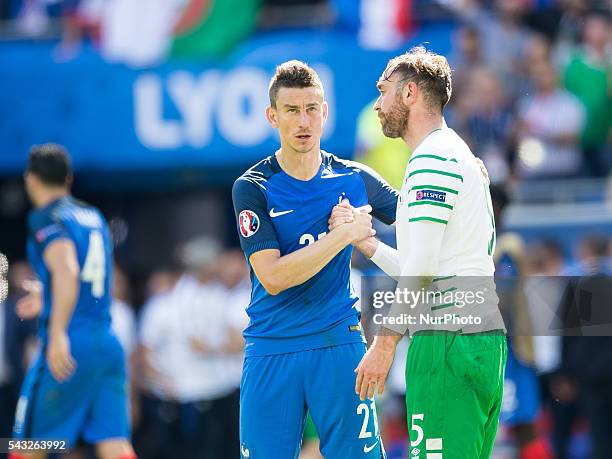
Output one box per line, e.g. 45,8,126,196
35,189,69,208
276,147,322,181
402,112,444,152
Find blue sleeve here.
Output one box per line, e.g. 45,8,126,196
232,177,280,259
28,210,70,252
357,164,398,225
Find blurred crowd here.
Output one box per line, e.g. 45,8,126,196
0,0,610,458
1,228,612,458
0,239,251,459
1,0,609,183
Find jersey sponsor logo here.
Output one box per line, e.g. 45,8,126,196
238,210,260,238
269,208,294,218
364,439,379,453
321,172,352,179
35,224,62,243
415,190,446,203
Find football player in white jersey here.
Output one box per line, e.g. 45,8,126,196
330,47,507,458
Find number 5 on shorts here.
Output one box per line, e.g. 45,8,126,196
410,413,424,446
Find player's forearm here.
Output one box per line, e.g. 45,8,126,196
369,240,401,280
264,226,354,294
48,268,79,336
384,222,444,336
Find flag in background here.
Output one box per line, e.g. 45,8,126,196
101,0,261,67
170,0,261,58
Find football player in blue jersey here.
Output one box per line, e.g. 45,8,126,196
232,61,398,458
10,144,135,459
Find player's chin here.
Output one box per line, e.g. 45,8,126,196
292,140,316,154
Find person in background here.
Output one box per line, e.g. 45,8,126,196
527,240,578,459
110,264,139,430
563,10,612,177
516,59,585,179
555,233,612,459
449,24,484,100
111,265,137,363
137,237,244,459
492,186,554,459
0,260,38,438
454,66,514,184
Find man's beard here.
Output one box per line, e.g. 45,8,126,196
380,97,409,139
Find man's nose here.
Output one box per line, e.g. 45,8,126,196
373,96,382,111
298,110,310,128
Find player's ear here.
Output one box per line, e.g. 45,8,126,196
266,106,279,128
402,81,417,106
322,101,329,124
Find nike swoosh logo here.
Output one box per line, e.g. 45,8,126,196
364,440,379,453
269,208,294,218
321,172,352,179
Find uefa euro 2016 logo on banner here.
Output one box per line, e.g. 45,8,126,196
239,210,260,238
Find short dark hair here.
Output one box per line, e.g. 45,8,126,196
268,60,323,108
384,46,452,112
27,143,72,187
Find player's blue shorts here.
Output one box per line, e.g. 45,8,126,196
500,342,540,426
240,342,386,459
13,327,130,446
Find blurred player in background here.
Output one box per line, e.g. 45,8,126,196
331,47,507,458
10,144,135,459
232,60,399,458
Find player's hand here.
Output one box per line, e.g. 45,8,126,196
47,331,76,382
328,199,355,231
330,199,375,242
475,158,490,184
16,279,43,320
346,208,375,243
354,338,396,400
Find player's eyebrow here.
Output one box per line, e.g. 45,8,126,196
282,102,319,109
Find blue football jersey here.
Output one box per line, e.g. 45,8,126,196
232,151,398,357
27,196,113,341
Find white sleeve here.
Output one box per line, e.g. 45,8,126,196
384,220,446,335
371,241,401,280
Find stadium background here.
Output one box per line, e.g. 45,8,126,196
0,0,610,458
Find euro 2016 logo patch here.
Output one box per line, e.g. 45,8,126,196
416,189,447,203
239,210,260,238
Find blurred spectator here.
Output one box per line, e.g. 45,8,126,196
454,66,514,183
525,32,553,67
144,268,180,299
449,24,484,97
492,185,555,459
516,59,586,179
0,260,37,438
556,233,612,459
111,264,137,359
552,0,591,66
137,237,245,459
451,0,533,97
563,11,612,177
526,239,579,459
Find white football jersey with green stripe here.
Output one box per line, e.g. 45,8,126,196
397,127,496,277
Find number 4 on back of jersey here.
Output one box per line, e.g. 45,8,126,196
81,230,106,298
